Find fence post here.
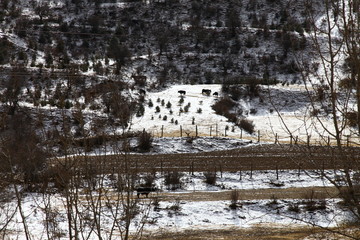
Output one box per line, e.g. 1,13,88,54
219,163,223,178
240,129,242,139
192,161,194,175
307,136,310,147
161,160,163,175
196,125,198,137
257,130,260,143
290,135,292,145
216,124,218,137
161,125,164,137
275,133,278,144
250,163,253,179
180,125,182,137
210,125,212,137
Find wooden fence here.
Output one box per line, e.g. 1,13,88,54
144,124,360,147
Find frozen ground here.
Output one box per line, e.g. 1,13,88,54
144,198,349,233
2,169,355,240
129,84,358,145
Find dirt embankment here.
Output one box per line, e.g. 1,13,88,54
70,144,360,174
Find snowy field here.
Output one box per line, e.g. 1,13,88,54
2,169,356,240
129,84,359,145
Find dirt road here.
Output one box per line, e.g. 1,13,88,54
149,186,340,202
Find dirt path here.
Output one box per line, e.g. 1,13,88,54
149,186,340,202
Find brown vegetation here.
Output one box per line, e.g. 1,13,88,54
142,226,360,240
71,144,360,174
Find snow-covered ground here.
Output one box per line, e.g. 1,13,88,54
130,84,226,136
2,169,356,240
144,198,349,233
129,84,359,146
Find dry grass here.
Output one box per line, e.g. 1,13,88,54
68,144,360,175
141,225,359,240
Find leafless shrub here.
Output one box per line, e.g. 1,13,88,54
121,203,140,221
226,113,238,124
310,108,320,117
212,97,236,116
269,179,285,187
115,174,137,192
152,197,161,211
339,173,360,212
302,189,326,211
238,118,255,134
204,172,217,185
315,85,327,101
288,202,301,213
142,173,156,187
164,171,183,190
137,130,153,152
44,165,73,191
229,190,241,209
185,137,195,144
267,195,278,206
212,97,239,124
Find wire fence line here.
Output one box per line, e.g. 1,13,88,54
144,124,360,147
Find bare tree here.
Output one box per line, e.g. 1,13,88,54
0,111,50,240
270,0,360,237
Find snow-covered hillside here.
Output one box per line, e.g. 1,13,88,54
128,84,358,147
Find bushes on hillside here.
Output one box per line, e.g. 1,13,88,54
212,97,255,134
238,118,255,134
212,97,236,116
137,130,153,152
